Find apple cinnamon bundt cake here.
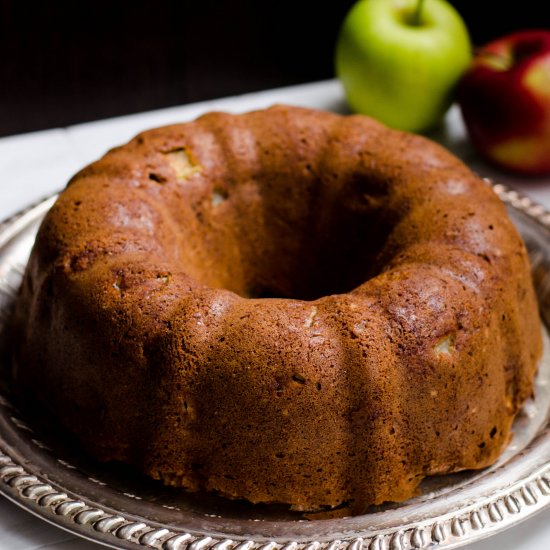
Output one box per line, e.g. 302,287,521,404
13,105,542,513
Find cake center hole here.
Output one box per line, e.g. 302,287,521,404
205,175,400,301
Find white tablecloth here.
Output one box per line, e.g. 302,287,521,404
0,80,549,549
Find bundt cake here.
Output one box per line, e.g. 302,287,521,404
12,105,542,514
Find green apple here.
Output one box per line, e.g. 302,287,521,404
335,0,472,132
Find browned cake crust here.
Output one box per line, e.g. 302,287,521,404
12,105,542,514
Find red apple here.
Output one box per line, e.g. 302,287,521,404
458,30,550,176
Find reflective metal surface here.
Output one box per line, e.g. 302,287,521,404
0,185,550,550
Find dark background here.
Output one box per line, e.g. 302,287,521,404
0,0,547,137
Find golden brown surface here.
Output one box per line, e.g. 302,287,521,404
13,105,542,514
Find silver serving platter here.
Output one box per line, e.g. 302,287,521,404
1,184,550,550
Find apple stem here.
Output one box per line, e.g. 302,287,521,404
412,0,425,26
